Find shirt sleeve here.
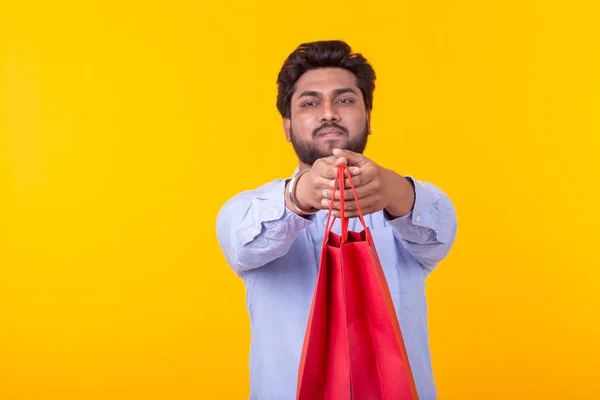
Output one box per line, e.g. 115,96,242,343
384,176,458,272
216,178,313,275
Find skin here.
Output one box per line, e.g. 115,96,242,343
283,67,415,219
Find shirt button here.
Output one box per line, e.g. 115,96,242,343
415,215,421,223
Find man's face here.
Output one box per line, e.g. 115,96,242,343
284,68,370,167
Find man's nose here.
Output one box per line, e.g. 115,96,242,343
320,101,340,122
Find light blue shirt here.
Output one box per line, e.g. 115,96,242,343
216,171,458,400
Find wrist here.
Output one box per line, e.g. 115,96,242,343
294,170,315,211
285,170,318,216
383,170,415,218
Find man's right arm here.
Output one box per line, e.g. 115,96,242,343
216,178,314,275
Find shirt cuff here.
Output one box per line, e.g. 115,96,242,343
384,176,451,244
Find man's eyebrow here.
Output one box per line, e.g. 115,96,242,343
333,87,357,96
298,90,321,99
297,87,357,99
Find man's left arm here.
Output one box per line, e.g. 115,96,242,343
383,172,458,272
330,148,458,272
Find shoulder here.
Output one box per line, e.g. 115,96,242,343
216,178,288,222
249,178,288,200
224,178,287,204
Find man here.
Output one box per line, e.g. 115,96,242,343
216,40,457,400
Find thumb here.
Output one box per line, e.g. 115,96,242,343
332,148,368,167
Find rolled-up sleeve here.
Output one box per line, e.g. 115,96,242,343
385,176,458,271
216,179,313,275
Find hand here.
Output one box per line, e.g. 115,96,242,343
292,156,360,213
320,148,415,218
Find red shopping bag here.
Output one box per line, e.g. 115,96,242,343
297,165,419,400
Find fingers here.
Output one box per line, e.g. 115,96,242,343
332,148,367,167
334,156,358,168
318,166,360,182
322,179,376,201
315,155,366,180
340,174,366,189
322,194,378,211
330,208,376,218
334,157,346,167
312,157,338,180
324,167,373,190
320,156,337,165
309,157,366,210
324,167,338,180
317,164,338,180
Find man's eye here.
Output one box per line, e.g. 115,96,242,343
302,101,317,107
338,98,354,104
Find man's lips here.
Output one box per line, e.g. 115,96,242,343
316,128,344,137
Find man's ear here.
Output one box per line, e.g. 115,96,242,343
283,118,292,142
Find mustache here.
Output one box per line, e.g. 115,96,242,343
313,122,348,137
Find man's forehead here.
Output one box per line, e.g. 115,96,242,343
294,68,359,95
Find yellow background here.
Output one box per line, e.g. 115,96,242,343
1,1,599,399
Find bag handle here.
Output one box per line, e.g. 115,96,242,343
323,169,340,244
323,165,368,243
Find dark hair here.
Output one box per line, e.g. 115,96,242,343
276,40,376,119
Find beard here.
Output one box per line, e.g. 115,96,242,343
290,121,369,166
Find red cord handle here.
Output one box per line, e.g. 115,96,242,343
323,165,368,244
